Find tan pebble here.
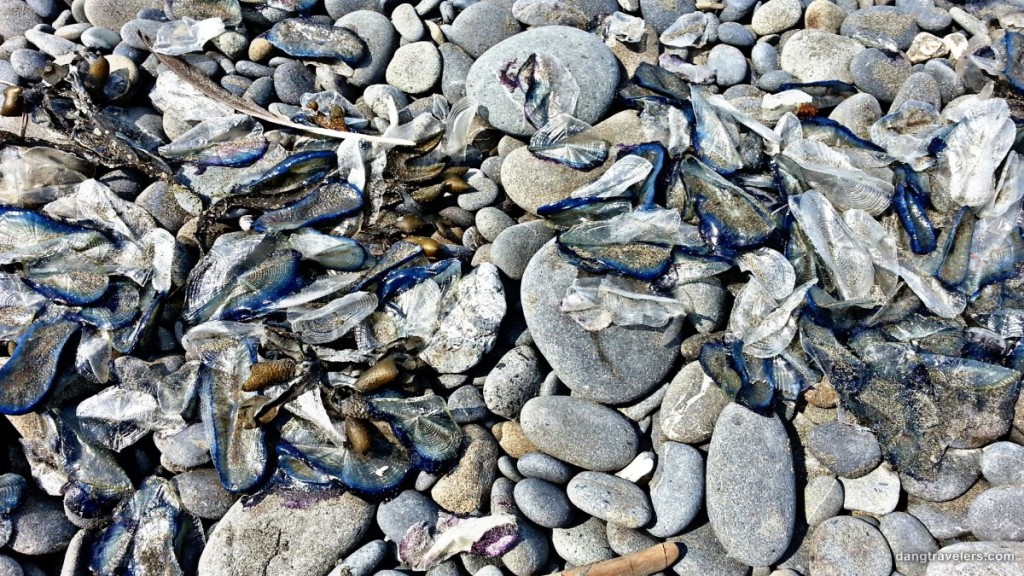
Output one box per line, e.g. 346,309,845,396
248,37,273,62
496,420,537,458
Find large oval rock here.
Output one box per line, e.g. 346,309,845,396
521,241,679,404
465,26,619,137
566,472,652,528
706,403,795,566
648,441,704,537
519,395,638,472
809,516,893,576
198,487,375,576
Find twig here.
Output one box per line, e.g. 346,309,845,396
553,543,680,576
140,33,415,147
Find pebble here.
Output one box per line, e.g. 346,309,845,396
502,520,550,576
494,420,538,459
551,517,614,566
804,0,846,33
457,170,500,211
751,41,780,74
906,31,947,63
967,485,1024,541
907,479,987,540
337,11,398,88
751,0,802,36
566,471,652,528
706,403,795,566
221,74,252,96
640,0,696,34
901,448,980,503
235,60,275,79
708,44,747,87
840,464,901,516
890,70,941,112
519,395,638,472
0,0,43,42
517,452,574,484
648,441,703,538
446,1,520,59
521,241,678,404
198,488,373,576
7,497,78,555
430,424,499,514
757,69,797,92
376,490,440,543
391,3,424,41
715,22,754,47
924,59,964,105
828,91,881,138
439,42,473,102
385,41,441,94
659,361,729,444
80,26,120,50
912,5,951,33
245,76,275,107
171,469,237,520
805,475,844,527
465,26,620,137
840,6,918,51
211,30,247,60
606,523,658,556
273,59,314,105
780,29,865,83
475,206,515,243
849,47,913,103
0,556,20,576
447,384,488,423
119,18,163,50
981,442,1024,486
925,542,1024,576
9,48,47,81
54,22,90,41
248,37,273,62
879,512,936,576
808,516,892,576
498,455,524,482
807,423,882,479
514,478,574,528
334,540,386,576
325,0,379,18
669,522,749,576
482,345,542,419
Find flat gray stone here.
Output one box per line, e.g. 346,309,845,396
198,487,374,576
376,489,440,543
567,472,652,529
483,345,542,419
8,497,77,555
809,516,893,576
751,0,802,35
385,41,441,94
466,26,619,137
491,220,556,281
551,517,614,566
840,5,918,51
519,395,638,472
338,10,399,88
648,441,704,538
780,29,865,83
706,403,795,566
669,522,749,576
850,47,912,103
447,1,521,59
606,523,659,556
901,448,980,503
807,422,882,479
967,485,1024,541
521,241,678,404
981,442,1024,486
828,92,882,139
879,512,936,576
660,361,729,444
514,478,574,528
517,452,575,484
805,475,844,527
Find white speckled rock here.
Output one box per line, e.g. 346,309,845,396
780,29,865,83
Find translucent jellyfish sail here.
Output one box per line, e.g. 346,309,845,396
938,97,1015,209
528,114,609,170
788,191,876,302
498,52,580,130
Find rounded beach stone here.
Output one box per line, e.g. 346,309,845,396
490,220,556,281
551,517,615,566
385,41,441,94
514,478,574,528
8,497,77,555
750,0,802,36
981,441,1024,486
198,487,374,576
879,512,936,576
482,345,542,419
708,44,747,86
706,403,795,566
805,475,844,527
780,29,865,83
660,361,729,444
466,26,620,137
849,47,912,103
337,10,399,88
566,471,652,529
809,516,893,576
648,441,703,538
967,485,1024,541
446,1,520,59
840,5,918,51
517,452,574,484
807,421,882,479
519,395,638,472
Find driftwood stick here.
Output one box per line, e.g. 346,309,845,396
554,543,680,576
